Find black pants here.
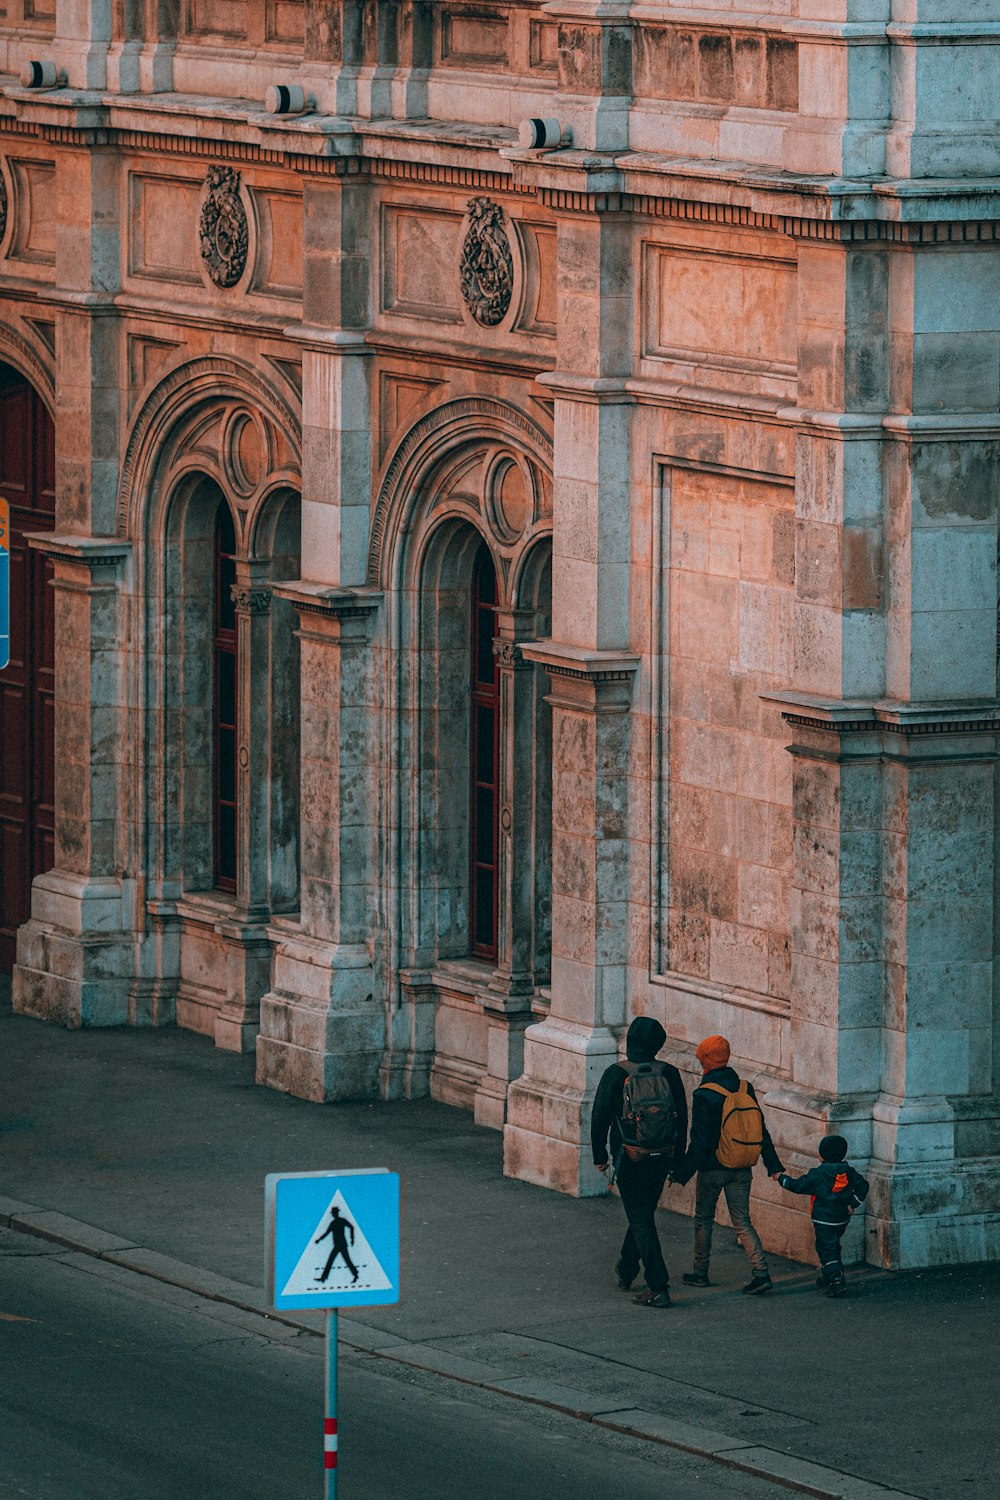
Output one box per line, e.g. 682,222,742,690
814,1220,849,1281
616,1153,672,1293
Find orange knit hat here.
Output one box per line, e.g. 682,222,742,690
695,1035,731,1071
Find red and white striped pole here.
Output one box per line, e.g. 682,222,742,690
324,1310,338,1497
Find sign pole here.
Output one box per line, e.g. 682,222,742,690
324,1309,338,1496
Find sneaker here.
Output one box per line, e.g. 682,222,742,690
632,1287,671,1308
742,1274,773,1295
825,1277,847,1298
682,1271,711,1287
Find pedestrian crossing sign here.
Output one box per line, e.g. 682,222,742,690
265,1169,401,1310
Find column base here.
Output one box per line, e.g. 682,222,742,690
214,919,273,1054
379,968,436,1101
503,1016,618,1197
11,872,130,1028
256,929,382,1102
473,1003,533,1132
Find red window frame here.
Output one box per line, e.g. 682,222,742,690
213,502,238,892
469,544,500,961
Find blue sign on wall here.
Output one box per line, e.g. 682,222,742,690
0,497,9,671
265,1169,401,1311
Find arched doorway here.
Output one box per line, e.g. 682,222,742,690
0,364,55,972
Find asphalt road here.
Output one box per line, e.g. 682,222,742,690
0,1226,795,1500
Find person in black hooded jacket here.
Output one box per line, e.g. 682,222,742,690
590,1017,688,1308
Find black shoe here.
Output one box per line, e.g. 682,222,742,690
742,1275,773,1295
632,1287,671,1308
615,1260,636,1291
825,1277,847,1298
682,1272,711,1287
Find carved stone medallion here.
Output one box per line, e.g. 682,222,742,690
459,197,514,327
199,166,249,289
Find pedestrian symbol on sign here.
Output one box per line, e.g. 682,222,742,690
280,1189,392,1299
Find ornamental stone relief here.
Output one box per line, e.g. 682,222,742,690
199,165,249,289
459,197,514,327
0,163,7,245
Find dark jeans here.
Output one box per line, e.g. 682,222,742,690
814,1220,849,1281
693,1167,768,1278
616,1153,672,1293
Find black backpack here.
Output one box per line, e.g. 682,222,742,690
620,1061,680,1160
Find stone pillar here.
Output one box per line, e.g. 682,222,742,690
472,617,537,1130
504,647,637,1191
13,537,132,1026
213,582,274,1053
106,0,176,95
503,205,637,1195
11,138,128,1027
256,587,384,1101
872,713,997,1267
546,1,633,152
56,0,112,89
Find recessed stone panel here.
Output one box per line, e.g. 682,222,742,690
653,463,795,1001
440,5,510,68
515,222,556,336
529,19,558,73
250,189,303,298
378,372,446,460
183,0,247,39
381,204,462,323
9,160,56,266
129,172,204,285
645,243,797,374
635,24,799,112
265,0,304,44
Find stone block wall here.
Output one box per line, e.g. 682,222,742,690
2,0,1000,1269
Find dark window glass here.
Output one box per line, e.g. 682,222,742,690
469,543,499,960
213,500,238,892
476,704,494,784
475,868,494,949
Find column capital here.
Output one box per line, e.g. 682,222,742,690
274,581,383,643
763,690,1000,739
522,640,638,711
231,585,272,617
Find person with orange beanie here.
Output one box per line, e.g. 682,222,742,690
670,1035,784,1295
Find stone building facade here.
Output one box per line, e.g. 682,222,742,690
1,0,999,1269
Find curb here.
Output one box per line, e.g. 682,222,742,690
1,1197,920,1500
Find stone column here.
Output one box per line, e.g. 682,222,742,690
12,139,128,1027
503,204,637,1195
57,0,112,89
107,0,174,93
504,647,637,1190
13,537,132,1026
472,616,537,1130
213,582,274,1053
546,0,634,152
256,587,384,1101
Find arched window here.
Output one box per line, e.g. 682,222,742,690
470,543,499,960
213,501,238,890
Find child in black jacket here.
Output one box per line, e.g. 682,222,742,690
778,1135,869,1297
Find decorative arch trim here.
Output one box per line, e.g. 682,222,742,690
116,355,301,540
0,324,56,416
367,397,552,588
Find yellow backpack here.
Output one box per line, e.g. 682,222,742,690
701,1080,763,1168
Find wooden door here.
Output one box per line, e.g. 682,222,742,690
0,369,55,971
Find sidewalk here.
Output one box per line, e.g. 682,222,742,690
1,981,994,1500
